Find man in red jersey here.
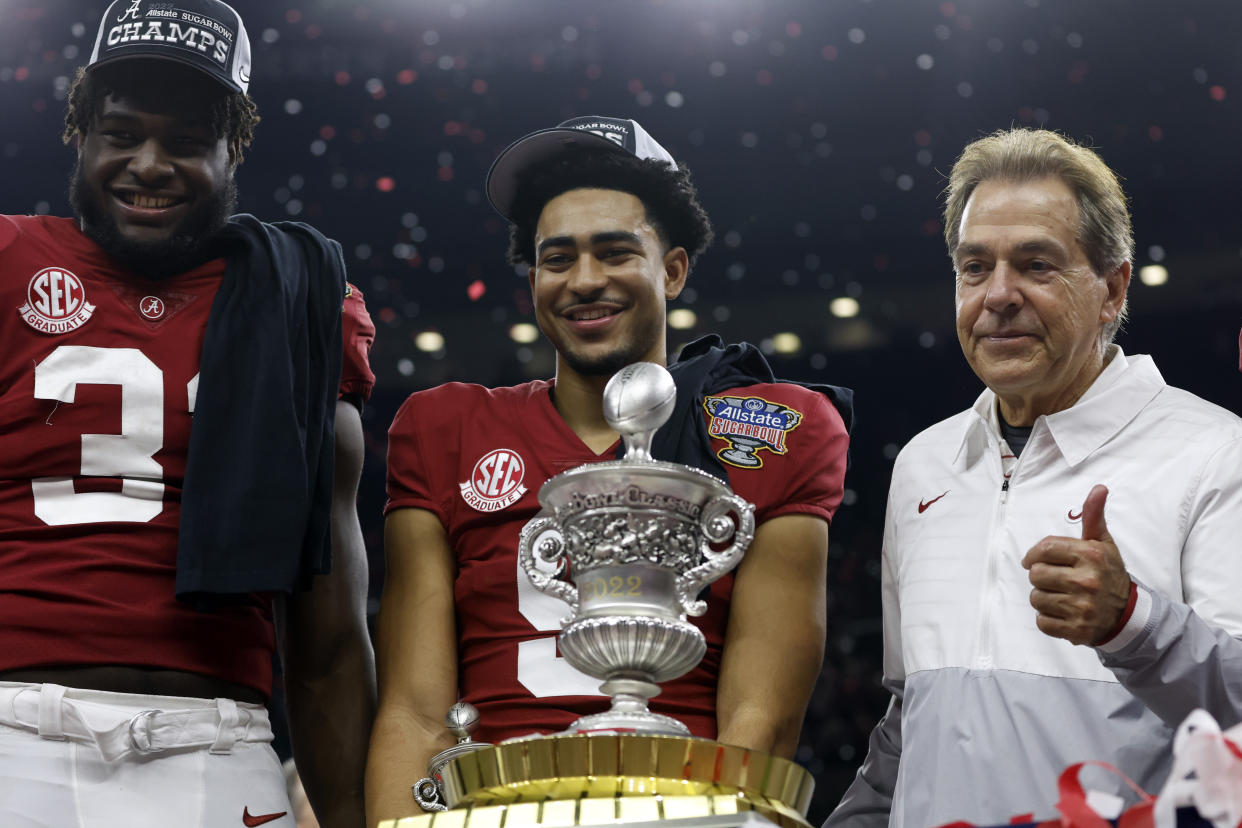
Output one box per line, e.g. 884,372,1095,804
0,2,376,826
367,116,852,823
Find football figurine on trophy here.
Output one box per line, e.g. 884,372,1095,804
517,361,755,734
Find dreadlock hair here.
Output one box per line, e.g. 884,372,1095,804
62,60,260,164
506,147,714,270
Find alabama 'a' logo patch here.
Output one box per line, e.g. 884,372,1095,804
139,296,165,320
703,395,803,469
18,267,96,334
106,283,200,329
460,448,528,512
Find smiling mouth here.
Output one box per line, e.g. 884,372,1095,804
114,192,183,209
566,307,620,322
981,333,1038,344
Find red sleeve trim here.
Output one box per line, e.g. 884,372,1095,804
383,496,443,519
337,378,375,401
755,502,835,526
1097,580,1138,646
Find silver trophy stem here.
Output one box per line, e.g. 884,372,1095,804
600,679,659,711
573,676,690,735
621,428,656,463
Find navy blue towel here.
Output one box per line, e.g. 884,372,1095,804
176,214,345,606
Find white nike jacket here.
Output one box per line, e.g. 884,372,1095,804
825,349,1242,828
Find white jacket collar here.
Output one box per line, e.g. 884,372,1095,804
953,346,1166,469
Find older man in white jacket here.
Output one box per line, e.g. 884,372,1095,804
826,128,1242,828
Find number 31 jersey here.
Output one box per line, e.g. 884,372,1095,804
0,215,374,696
386,376,847,743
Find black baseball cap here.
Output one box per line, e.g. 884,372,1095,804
86,0,252,94
486,116,677,221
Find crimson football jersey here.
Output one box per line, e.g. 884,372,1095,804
0,216,374,697
386,376,847,743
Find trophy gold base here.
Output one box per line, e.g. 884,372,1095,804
378,733,813,828
380,792,804,828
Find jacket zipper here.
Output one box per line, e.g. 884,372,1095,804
976,451,1015,668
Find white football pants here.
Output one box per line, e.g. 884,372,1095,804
0,682,293,828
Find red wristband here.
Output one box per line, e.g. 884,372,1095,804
1096,581,1138,646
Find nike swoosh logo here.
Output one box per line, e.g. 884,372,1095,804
1067,509,1083,521
243,808,288,827
918,491,949,513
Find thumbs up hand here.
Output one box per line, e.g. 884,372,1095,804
1020,484,1134,646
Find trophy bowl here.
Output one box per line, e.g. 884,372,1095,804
556,613,706,682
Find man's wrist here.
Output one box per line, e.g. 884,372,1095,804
1095,580,1157,653
1093,580,1138,647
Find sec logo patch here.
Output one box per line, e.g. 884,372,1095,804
460,448,528,512
18,267,96,334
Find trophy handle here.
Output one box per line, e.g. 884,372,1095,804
518,515,579,617
412,702,489,813
412,776,447,812
677,494,755,616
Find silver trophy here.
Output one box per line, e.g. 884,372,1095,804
412,702,490,812
518,362,755,735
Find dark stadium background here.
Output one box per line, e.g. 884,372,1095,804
3,0,1240,819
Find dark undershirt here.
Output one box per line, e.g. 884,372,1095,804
998,409,1033,457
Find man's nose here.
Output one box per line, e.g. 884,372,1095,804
566,255,608,294
127,139,174,184
983,261,1023,312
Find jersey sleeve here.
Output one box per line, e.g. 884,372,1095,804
710,383,849,525
0,215,18,253
339,282,376,402
385,391,447,523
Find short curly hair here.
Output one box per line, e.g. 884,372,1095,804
62,60,259,164
506,147,714,269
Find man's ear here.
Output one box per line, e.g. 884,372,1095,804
527,265,536,294
1100,260,1131,324
663,246,689,300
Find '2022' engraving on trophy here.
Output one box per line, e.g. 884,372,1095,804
580,574,644,600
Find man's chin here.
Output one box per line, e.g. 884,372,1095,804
563,346,647,378
86,223,218,279
970,360,1046,395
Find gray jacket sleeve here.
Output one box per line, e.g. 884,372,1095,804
1097,435,1242,731
822,683,902,828
1098,584,1242,730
